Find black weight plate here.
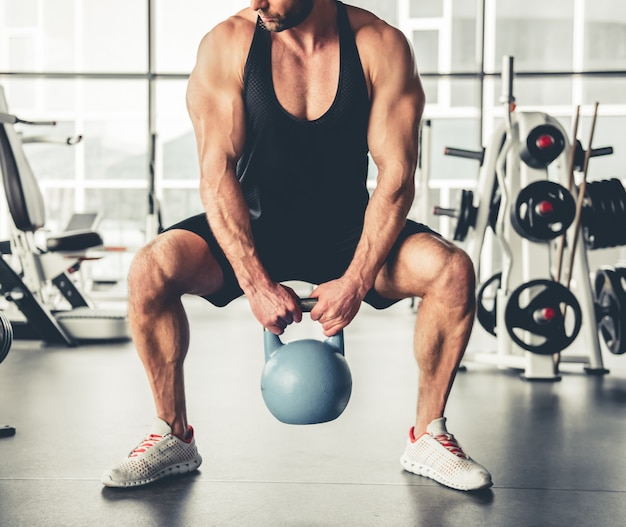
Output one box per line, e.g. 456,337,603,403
453,189,477,242
611,265,626,299
585,179,626,249
582,182,600,249
505,279,582,355
594,267,626,355
511,181,576,242
596,181,614,248
520,125,566,169
476,272,501,336
0,312,12,365
609,179,626,246
582,190,597,249
584,180,611,249
488,183,501,233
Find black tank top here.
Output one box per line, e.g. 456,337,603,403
237,1,370,249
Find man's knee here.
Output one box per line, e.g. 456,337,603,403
128,238,173,300
435,247,476,307
128,230,224,301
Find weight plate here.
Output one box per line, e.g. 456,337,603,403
433,189,478,242
609,179,626,246
511,180,576,242
520,124,566,169
594,267,626,355
0,312,13,365
583,181,600,249
453,189,478,242
488,183,501,233
505,279,582,355
583,179,626,250
476,272,501,336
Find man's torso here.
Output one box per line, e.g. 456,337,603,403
236,1,372,249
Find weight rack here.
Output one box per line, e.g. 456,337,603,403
436,56,611,381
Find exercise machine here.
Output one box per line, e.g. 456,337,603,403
0,310,15,437
0,85,129,346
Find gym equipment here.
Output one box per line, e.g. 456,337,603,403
146,132,164,241
0,85,129,345
437,123,508,273
433,145,486,243
444,146,485,164
510,181,576,242
573,140,613,172
476,272,501,336
504,279,582,356
520,124,565,169
0,310,16,437
462,56,608,380
593,266,626,355
432,189,478,241
562,102,599,292
261,298,352,425
554,105,581,287
582,178,626,250
0,311,12,365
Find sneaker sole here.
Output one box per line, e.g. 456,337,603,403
400,455,492,492
101,455,203,488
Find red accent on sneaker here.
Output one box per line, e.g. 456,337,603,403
129,434,162,457
434,433,469,459
409,427,427,443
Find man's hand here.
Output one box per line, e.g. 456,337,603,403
309,279,366,336
247,283,303,335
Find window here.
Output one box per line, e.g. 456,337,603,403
492,0,574,72
0,0,625,274
583,0,626,70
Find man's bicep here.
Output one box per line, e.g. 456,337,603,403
368,81,424,177
189,84,246,165
366,33,425,174
187,43,246,170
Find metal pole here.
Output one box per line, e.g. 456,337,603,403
146,0,161,240
477,0,486,144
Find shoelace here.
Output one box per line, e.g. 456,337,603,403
434,433,468,459
129,433,162,458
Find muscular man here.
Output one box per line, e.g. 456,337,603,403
102,0,492,492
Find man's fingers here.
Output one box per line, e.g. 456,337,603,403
279,316,295,330
266,322,285,336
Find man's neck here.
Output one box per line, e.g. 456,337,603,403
277,0,338,52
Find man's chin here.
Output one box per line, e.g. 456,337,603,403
260,19,286,32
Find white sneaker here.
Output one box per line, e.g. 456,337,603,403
400,417,492,491
101,418,202,488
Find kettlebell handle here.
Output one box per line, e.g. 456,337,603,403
296,300,345,354
297,297,317,312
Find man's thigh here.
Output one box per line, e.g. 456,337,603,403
160,214,234,302
371,224,458,305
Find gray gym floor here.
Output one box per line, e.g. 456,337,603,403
1,293,625,526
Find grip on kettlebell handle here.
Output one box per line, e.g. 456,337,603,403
297,297,318,312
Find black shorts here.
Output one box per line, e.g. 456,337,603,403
164,213,439,309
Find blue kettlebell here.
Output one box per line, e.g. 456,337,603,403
261,298,352,425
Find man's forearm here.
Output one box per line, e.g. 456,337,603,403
199,171,272,295
343,173,415,293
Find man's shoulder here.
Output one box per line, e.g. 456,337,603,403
207,9,257,45
345,5,407,48
193,9,257,75
345,5,411,69
190,10,258,86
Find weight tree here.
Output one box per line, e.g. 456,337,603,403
436,56,611,381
